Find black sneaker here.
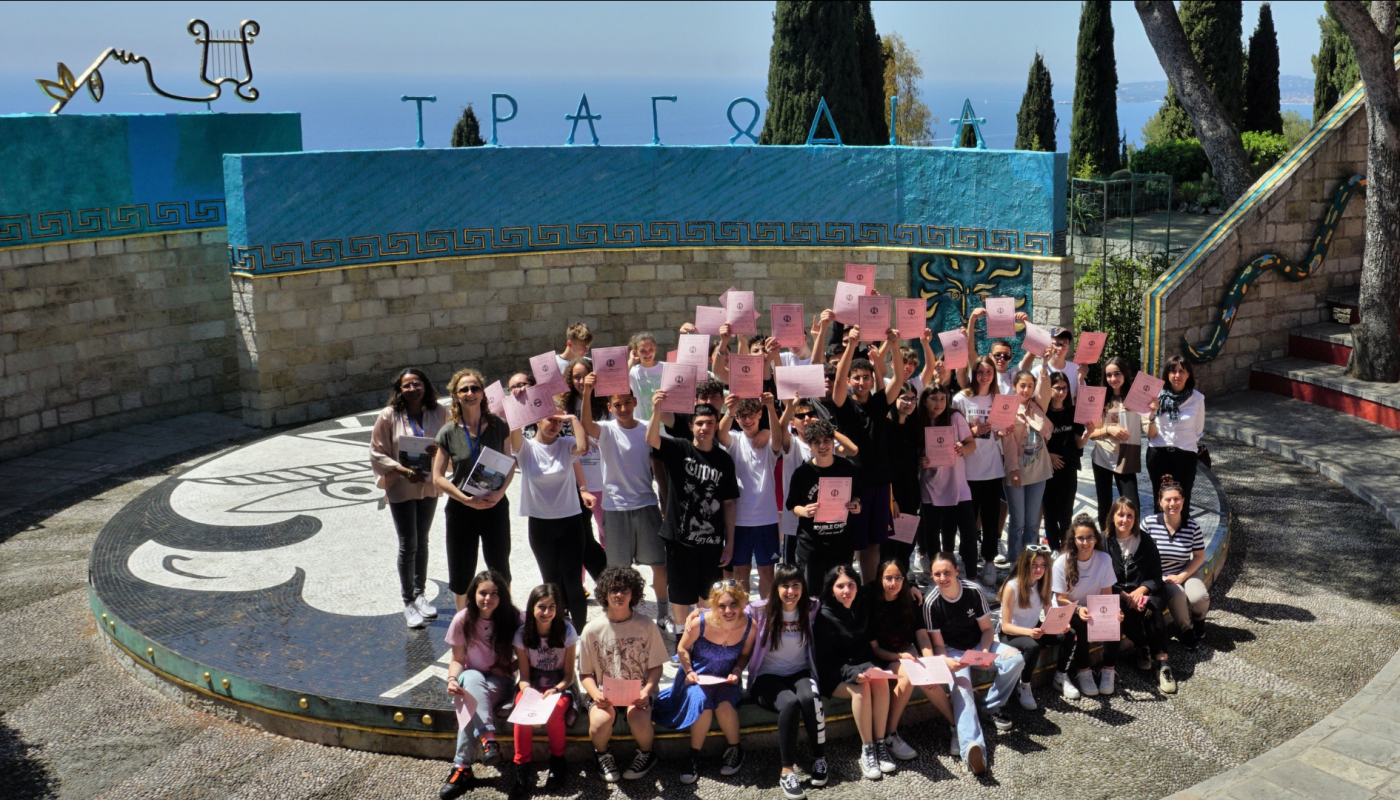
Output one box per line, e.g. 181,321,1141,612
987,709,1013,732
595,749,621,783
721,743,745,776
623,749,658,780
509,765,534,800
1177,626,1199,650
439,763,476,800
480,737,502,766
779,771,806,799
679,749,701,785
808,756,829,787
1193,617,1207,640
545,754,567,790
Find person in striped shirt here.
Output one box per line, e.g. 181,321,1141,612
1142,476,1209,649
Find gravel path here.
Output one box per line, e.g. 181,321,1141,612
2,434,1398,800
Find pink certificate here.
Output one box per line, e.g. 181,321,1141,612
861,667,899,681
770,304,806,348
856,295,891,341
503,385,556,431
452,693,477,730
938,330,969,370
602,676,643,707
719,287,760,322
695,306,726,336
724,290,758,335
665,350,677,363
676,334,711,371
987,395,1019,431
957,649,997,669
894,298,926,338
657,363,698,414
815,477,852,524
592,346,631,397
1086,594,1121,643
845,263,877,294
924,426,956,469
913,656,955,686
695,674,730,686
484,380,506,417
984,297,1017,338
1074,385,1107,426
1021,321,1053,357
507,688,560,726
774,365,826,400
529,351,569,397
728,354,764,398
890,513,918,544
1124,372,1165,415
1041,603,1076,636
1072,331,1107,365
832,280,866,325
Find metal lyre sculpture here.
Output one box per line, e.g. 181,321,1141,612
36,19,261,114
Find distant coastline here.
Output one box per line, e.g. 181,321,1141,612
1116,75,1314,105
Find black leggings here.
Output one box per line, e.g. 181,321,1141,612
999,631,1069,678
577,496,608,581
918,501,977,573
529,515,588,629
1146,446,1198,514
1065,611,1117,672
796,541,852,601
967,479,1003,562
1122,598,1171,658
750,670,825,768
1042,468,1078,552
388,497,438,605
444,498,512,594
1092,463,1140,529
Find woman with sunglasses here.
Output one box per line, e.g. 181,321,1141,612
657,580,757,784
1104,497,1177,694
997,546,1065,711
1146,356,1205,514
370,368,449,628
814,565,893,781
916,383,977,578
1051,514,1122,699
952,354,1006,587
1087,357,1144,530
433,369,516,611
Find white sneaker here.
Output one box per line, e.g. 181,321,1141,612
858,744,882,780
404,601,425,629
885,731,917,761
1016,681,1037,710
947,724,960,757
993,554,1010,569
414,593,438,620
1098,668,1116,696
1056,671,1081,700
1075,670,1100,698
981,561,998,585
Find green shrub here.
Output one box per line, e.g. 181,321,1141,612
1073,253,1171,380
1129,139,1210,184
1241,130,1289,174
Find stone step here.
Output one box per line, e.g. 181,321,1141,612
1206,391,1400,528
1325,288,1359,325
1288,322,1352,366
1249,356,1400,431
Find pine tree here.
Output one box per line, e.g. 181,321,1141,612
1069,0,1121,176
855,1,889,144
451,105,486,147
1151,0,1245,139
760,1,882,145
1243,3,1282,134
1015,52,1057,151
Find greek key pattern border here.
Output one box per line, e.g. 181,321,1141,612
0,201,226,246
228,222,1068,274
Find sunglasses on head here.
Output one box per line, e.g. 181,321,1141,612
711,579,740,591
1025,544,1052,554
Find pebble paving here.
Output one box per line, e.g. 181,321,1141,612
2,433,1398,800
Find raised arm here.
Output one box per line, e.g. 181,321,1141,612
832,325,858,407
918,327,937,387
807,309,832,363
881,329,903,405
646,391,667,450
711,323,733,382
716,394,738,448
766,393,786,455
579,374,602,439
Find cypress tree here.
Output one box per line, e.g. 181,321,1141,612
855,1,889,144
959,121,978,148
451,105,486,147
1015,52,1057,151
1243,3,1282,134
761,1,880,145
1069,0,1120,176
1312,6,1361,124
1154,1,1245,138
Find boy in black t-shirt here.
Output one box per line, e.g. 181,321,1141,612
785,419,863,593
647,393,739,630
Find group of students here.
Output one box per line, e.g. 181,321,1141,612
367,308,1213,799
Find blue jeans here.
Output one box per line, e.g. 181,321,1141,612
1004,479,1047,563
454,670,513,765
945,642,1025,760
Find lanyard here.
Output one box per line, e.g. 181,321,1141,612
460,415,486,462
406,411,424,437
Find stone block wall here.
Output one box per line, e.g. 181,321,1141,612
1154,108,1367,396
1031,257,1076,332
232,248,1073,428
0,231,239,460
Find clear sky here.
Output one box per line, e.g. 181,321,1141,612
0,1,1327,149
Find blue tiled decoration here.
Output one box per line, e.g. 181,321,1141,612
911,253,1032,355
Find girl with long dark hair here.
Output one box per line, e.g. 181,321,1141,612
916,383,978,577
1042,371,1089,550
951,355,1007,586
1050,515,1121,701
1087,356,1144,529
1104,496,1177,694
813,565,891,781
1146,356,1206,513
997,546,1068,711
510,584,577,796
866,560,953,765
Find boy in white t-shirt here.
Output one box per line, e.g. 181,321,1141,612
1019,326,1080,398
716,392,785,597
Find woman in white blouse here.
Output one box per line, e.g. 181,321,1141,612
1145,356,1205,515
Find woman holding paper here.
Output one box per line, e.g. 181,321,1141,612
813,565,893,781
1051,515,1123,699
656,581,758,785
433,369,516,612
953,355,1007,586
515,405,591,629
1042,372,1090,551
1146,356,1206,514
510,584,578,796
866,560,954,764
370,368,449,629
1001,355,1055,565
882,381,923,571
1088,357,1146,530
916,384,978,580
1104,497,1177,694
998,547,1070,711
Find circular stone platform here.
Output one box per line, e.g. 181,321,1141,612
89,411,1230,758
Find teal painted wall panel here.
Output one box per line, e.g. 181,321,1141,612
224,145,1067,275
0,112,301,248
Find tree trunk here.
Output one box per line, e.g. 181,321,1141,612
1135,1,1253,205
1334,0,1400,382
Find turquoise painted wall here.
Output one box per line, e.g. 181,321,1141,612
0,113,301,248
224,145,1067,275
911,253,1034,356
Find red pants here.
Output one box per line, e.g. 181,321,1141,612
512,692,571,764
